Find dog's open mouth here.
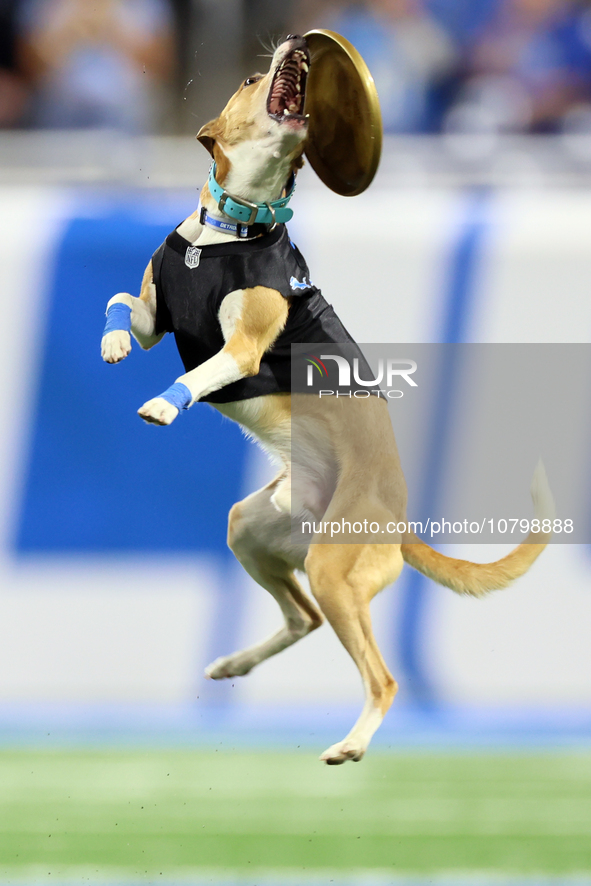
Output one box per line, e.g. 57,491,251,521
267,45,310,123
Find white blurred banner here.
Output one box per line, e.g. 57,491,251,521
0,167,590,712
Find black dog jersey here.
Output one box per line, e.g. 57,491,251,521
151,223,359,404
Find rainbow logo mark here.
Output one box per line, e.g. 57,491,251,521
306,355,328,376
305,355,328,386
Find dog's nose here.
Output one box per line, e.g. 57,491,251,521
286,34,300,40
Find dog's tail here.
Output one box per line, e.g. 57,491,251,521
400,460,555,597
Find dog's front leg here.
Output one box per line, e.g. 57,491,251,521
101,260,162,363
138,286,289,426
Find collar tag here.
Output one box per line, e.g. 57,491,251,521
198,204,249,238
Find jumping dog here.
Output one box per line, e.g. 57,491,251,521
101,35,553,764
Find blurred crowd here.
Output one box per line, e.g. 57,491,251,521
0,0,176,131
295,0,591,135
2,0,591,135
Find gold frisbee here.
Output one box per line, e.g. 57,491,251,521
303,29,382,196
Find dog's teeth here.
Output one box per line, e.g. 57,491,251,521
301,62,309,71
296,83,300,92
283,108,290,115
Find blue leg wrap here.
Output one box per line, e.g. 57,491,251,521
103,303,132,335
157,382,192,411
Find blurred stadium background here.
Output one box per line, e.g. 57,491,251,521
0,0,591,883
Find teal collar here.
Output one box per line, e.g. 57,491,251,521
207,162,295,227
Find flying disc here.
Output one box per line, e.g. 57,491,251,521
303,29,383,196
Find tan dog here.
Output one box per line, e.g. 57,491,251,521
101,36,554,764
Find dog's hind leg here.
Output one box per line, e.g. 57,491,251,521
305,541,404,764
205,477,323,680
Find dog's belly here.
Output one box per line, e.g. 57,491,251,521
211,392,407,525
212,393,335,518
212,393,291,463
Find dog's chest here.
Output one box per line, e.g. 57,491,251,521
155,227,317,362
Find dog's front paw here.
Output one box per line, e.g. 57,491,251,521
138,397,179,426
102,330,131,363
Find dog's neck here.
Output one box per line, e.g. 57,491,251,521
178,140,297,246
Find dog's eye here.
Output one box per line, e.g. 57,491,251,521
244,75,262,87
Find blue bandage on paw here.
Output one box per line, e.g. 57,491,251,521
103,303,132,336
158,382,192,411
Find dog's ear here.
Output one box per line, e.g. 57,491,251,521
196,120,217,156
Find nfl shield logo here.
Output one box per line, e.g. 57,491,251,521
185,246,202,269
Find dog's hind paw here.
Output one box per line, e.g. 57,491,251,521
205,654,254,680
138,397,179,426
319,740,366,765
102,330,131,363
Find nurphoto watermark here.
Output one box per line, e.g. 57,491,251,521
290,343,591,544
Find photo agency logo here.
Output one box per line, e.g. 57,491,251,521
290,343,591,544
303,351,418,399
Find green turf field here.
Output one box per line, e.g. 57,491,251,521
0,748,589,879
